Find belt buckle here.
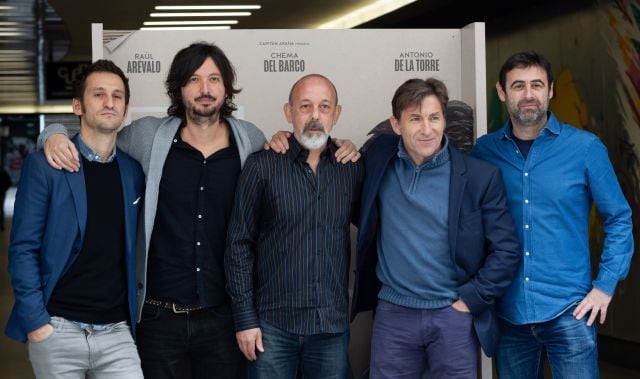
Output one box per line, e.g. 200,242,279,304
172,303,190,314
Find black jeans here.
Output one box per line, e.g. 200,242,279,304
136,303,246,379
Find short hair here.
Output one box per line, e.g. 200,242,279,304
165,42,240,119
72,59,130,104
288,74,338,105
391,78,449,120
498,51,553,90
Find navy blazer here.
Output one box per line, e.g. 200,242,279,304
351,134,521,356
5,137,144,342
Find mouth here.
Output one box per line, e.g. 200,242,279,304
195,96,216,105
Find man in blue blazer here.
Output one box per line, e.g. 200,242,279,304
5,60,145,378
351,78,521,378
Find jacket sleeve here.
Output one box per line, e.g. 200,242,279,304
457,167,522,314
224,155,264,332
8,155,52,336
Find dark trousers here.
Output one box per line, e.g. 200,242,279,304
136,303,246,379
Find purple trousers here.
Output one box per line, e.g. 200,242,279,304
369,300,478,379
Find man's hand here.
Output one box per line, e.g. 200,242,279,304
45,134,80,172
333,138,361,163
573,287,612,326
27,323,54,342
264,131,291,154
236,328,264,361
451,299,471,313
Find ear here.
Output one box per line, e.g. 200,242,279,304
549,81,554,100
496,82,506,102
72,98,83,116
284,103,293,123
332,104,342,125
390,116,401,136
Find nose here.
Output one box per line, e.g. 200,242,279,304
523,84,535,99
200,79,211,95
419,119,432,135
104,95,115,108
311,105,320,120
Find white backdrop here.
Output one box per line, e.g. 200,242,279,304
93,24,486,146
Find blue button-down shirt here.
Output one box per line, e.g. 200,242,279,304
77,134,116,163
471,113,633,324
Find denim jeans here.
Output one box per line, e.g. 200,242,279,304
248,320,350,379
136,303,245,379
369,300,478,379
496,305,599,379
27,316,143,379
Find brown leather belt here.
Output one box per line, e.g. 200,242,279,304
144,298,206,314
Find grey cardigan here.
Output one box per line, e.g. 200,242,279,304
39,115,267,320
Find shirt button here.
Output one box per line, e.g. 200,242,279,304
198,214,202,219
525,251,530,256
524,199,529,204
200,186,204,191
524,172,529,177
196,267,201,272
525,277,530,281
524,224,529,229
196,241,201,246
173,138,177,143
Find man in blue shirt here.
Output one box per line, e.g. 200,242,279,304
472,51,634,378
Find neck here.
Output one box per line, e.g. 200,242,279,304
511,117,547,141
79,128,117,161
182,116,230,157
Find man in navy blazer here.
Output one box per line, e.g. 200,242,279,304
5,60,145,378
351,78,521,378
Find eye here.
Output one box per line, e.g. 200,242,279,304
210,76,220,82
189,76,199,83
409,116,421,122
512,83,524,90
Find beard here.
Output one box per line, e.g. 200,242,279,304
186,95,220,123
298,120,329,150
508,98,548,127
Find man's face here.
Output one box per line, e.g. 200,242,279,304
73,71,127,133
284,76,341,150
181,57,226,123
391,95,445,166
497,65,553,127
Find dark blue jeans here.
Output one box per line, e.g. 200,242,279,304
136,303,246,379
248,320,350,379
495,305,599,379
369,300,478,379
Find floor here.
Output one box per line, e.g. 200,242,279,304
1,214,640,378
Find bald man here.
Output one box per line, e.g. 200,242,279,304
225,74,363,379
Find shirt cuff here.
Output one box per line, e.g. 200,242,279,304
232,305,260,332
593,270,619,296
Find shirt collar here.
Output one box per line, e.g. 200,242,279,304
77,134,116,163
501,111,561,141
286,135,337,164
397,135,450,169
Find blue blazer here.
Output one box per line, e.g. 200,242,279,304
5,137,144,342
351,134,521,356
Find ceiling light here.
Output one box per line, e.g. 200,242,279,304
150,12,250,17
0,32,23,37
0,6,16,10
140,26,232,31
155,5,260,10
0,104,73,114
143,20,238,26
0,22,19,26
318,0,416,29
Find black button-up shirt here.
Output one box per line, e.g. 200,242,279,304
146,124,241,307
226,136,363,335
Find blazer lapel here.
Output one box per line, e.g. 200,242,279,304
65,163,87,242
448,147,467,261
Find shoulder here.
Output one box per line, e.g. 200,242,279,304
227,117,265,138
363,133,398,156
129,115,179,131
